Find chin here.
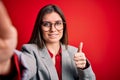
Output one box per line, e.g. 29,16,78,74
48,39,60,43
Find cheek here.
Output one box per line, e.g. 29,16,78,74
59,30,63,38
42,32,48,38
41,29,47,39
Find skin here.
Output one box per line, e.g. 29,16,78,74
42,12,63,44
74,42,86,69
0,0,17,75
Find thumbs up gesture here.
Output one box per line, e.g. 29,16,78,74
74,42,86,69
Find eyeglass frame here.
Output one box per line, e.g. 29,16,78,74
41,20,65,31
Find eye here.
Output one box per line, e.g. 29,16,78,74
55,21,62,26
42,22,51,27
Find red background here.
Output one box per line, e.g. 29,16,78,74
3,0,120,80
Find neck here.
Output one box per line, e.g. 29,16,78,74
46,42,60,56
0,59,11,75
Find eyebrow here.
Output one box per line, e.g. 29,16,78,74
42,20,62,22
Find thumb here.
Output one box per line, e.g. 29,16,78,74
77,42,83,53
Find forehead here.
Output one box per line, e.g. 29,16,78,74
42,12,62,22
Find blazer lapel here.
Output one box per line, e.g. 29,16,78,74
61,45,74,80
39,47,59,80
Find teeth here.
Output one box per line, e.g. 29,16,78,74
49,34,56,36
49,34,57,38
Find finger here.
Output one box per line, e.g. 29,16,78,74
74,52,85,59
78,42,83,53
75,61,86,69
75,61,86,65
77,64,86,69
74,55,86,61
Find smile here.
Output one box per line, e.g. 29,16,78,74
48,34,58,38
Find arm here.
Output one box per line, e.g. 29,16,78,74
68,45,96,80
74,42,96,80
0,0,17,75
20,44,37,80
77,61,96,80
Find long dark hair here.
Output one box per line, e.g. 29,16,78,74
28,4,68,49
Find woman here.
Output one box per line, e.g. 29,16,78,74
0,0,95,79
20,4,96,80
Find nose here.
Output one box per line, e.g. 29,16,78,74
50,24,56,31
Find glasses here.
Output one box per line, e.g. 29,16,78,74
41,20,65,31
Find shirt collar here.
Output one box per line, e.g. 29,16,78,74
48,47,62,58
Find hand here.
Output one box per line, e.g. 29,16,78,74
0,1,17,63
74,42,86,69
0,1,18,75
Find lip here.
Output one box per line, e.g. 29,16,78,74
48,33,58,38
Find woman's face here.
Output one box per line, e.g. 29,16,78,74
41,12,63,44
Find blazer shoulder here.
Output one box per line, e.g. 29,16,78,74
67,45,78,52
22,44,37,48
21,44,38,53
22,44,37,49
